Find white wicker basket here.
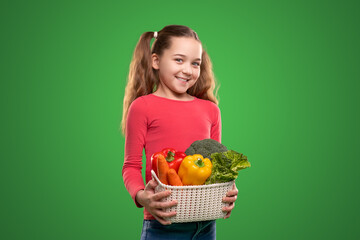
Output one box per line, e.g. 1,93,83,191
151,170,235,223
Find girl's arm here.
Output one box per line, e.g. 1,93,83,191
122,98,148,207
210,104,222,142
122,98,178,223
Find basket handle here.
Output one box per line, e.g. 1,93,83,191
151,170,161,184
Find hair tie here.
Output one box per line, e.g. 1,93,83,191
153,31,158,39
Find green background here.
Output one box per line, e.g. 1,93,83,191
2,0,359,239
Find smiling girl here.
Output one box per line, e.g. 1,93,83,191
121,25,238,240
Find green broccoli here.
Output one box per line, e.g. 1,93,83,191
185,138,228,160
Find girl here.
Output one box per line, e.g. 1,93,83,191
121,25,238,240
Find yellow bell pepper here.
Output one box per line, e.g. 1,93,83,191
178,154,212,185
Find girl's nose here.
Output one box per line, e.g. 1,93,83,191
182,63,192,75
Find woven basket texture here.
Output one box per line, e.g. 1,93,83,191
151,170,234,223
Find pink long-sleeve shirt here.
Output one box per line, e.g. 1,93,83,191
122,93,221,220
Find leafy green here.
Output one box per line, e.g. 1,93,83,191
205,150,250,184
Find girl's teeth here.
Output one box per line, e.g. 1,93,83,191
177,77,188,82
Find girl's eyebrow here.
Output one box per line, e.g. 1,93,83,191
173,54,201,61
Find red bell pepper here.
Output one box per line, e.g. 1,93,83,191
151,148,186,174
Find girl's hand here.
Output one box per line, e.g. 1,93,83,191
135,179,178,225
222,182,238,219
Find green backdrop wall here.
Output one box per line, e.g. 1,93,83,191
2,0,359,239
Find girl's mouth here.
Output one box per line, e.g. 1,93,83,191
176,76,190,82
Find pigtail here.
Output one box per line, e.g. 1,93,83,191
121,31,158,134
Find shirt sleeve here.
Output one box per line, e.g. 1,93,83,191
122,97,147,208
210,103,222,143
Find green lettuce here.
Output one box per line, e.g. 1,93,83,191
205,150,250,184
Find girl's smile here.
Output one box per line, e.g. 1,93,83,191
176,76,190,82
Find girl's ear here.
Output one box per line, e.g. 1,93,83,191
152,53,160,70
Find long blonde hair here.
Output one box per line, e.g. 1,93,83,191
121,25,219,134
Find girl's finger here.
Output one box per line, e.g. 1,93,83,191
151,200,177,209
223,211,232,219
154,215,172,225
226,189,238,197
223,195,237,203
154,209,177,218
223,203,234,219
152,190,172,201
152,210,176,225
222,202,234,212
145,179,158,190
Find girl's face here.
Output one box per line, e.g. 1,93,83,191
152,37,202,99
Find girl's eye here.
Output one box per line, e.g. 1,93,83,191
175,58,200,67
